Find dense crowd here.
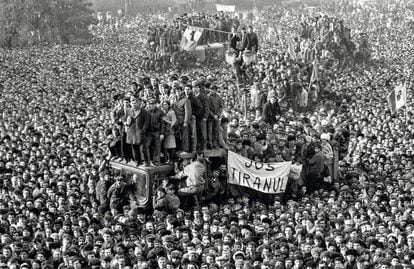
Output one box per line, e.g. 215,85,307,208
0,1,413,269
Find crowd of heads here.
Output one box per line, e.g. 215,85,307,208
0,0,413,269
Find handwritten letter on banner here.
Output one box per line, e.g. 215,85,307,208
227,151,291,194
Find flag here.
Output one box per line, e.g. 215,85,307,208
387,83,407,113
180,26,203,51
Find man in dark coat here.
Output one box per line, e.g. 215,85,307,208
174,87,192,152
95,172,112,212
207,85,224,149
229,26,240,53
125,98,150,166
262,96,282,126
306,143,327,193
193,83,210,150
146,98,165,165
111,96,132,161
247,25,259,52
240,26,248,52
184,84,202,151
107,176,129,216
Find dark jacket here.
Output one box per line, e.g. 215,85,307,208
240,33,248,51
194,91,210,119
308,151,325,178
107,182,128,210
147,107,165,133
187,94,203,119
247,32,259,51
262,101,282,125
95,179,111,205
126,109,149,145
208,93,224,117
229,33,240,52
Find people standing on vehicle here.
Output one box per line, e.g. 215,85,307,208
125,98,150,167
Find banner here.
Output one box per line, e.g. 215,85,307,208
387,83,407,113
180,26,203,51
227,151,291,194
216,4,236,12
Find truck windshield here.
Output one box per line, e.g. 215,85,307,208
111,167,148,203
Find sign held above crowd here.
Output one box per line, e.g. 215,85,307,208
215,4,236,12
387,82,407,113
227,151,291,194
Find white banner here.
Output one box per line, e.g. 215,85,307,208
216,4,236,12
180,26,203,51
227,151,291,194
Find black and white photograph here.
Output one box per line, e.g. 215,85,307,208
0,0,413,268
